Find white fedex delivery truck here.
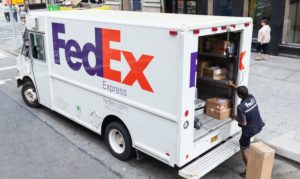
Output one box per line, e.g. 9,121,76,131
16,10,253,178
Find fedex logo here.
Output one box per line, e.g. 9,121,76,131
189,52,198,88
52,23,154,93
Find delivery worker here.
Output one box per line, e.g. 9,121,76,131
226,81,264,177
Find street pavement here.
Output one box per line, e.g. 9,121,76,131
251,55,300,163
0,50,300,178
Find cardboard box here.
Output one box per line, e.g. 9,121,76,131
206,98,232,110
197,60,213,78
206,107,231,120
203,66,226,80
246,142,275,179
210,39,235,56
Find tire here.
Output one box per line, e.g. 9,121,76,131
21,82,40,108
105,122,133,161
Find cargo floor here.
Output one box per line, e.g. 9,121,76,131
194,114,232,141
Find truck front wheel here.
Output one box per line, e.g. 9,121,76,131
105,122,133,160
21,82,40,108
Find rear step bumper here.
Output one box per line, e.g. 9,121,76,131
179,133,241,179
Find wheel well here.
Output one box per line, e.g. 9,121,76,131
17,76,33,87
23,76,33,83
101,115,130,137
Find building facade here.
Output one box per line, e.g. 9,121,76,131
105,0,300,57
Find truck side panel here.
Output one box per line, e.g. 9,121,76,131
45,18,183,166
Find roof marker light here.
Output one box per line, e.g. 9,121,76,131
231,24,236,28
212,27,218,32
193,29,200,35
244,22,250,27
221,26,227,30
169,30,178,36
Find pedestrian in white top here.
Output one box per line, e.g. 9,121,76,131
3,4,10,22
255,19,271,61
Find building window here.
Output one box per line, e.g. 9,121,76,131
283,0,300,44
213,0,233,16
132,0,142,11
249,0,272,39
172,0,197,14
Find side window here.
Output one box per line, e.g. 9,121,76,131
29,33,45,62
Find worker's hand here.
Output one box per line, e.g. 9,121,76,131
226,80,234,87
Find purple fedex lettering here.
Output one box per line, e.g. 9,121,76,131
81,29,103,77
52,23,103,77
189,52,198,87
65,40,82,70
52,23,65,64
52,23,155,93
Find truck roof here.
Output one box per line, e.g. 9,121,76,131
32,10,252,31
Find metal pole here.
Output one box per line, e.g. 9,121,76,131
9,4,18,49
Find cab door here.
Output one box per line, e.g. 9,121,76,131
29,31,51,107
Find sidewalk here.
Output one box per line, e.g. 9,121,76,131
0,4,48,55
249,53,300,163
0,4,25,54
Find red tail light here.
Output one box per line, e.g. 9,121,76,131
184,110,189,117
244,22,250,27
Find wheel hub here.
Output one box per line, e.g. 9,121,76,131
24,88,37,103
109,129,125,154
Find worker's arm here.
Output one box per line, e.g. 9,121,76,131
237,108,247,127
231,115,247,126
226,80,238,89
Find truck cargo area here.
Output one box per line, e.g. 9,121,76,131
193,32,241,141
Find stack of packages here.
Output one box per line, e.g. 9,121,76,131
205,97,232,120
201,38,235,56
197,60,227,81
203,66,226,80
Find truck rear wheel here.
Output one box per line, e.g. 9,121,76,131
105,122,133,160
21,82,40,108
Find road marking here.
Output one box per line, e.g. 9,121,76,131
0,66,17,71
0,79,13,86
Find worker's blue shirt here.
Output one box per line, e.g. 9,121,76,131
237,94,263,137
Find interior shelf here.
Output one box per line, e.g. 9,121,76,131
194,113,232,142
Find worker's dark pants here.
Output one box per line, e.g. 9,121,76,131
4,12,10,22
